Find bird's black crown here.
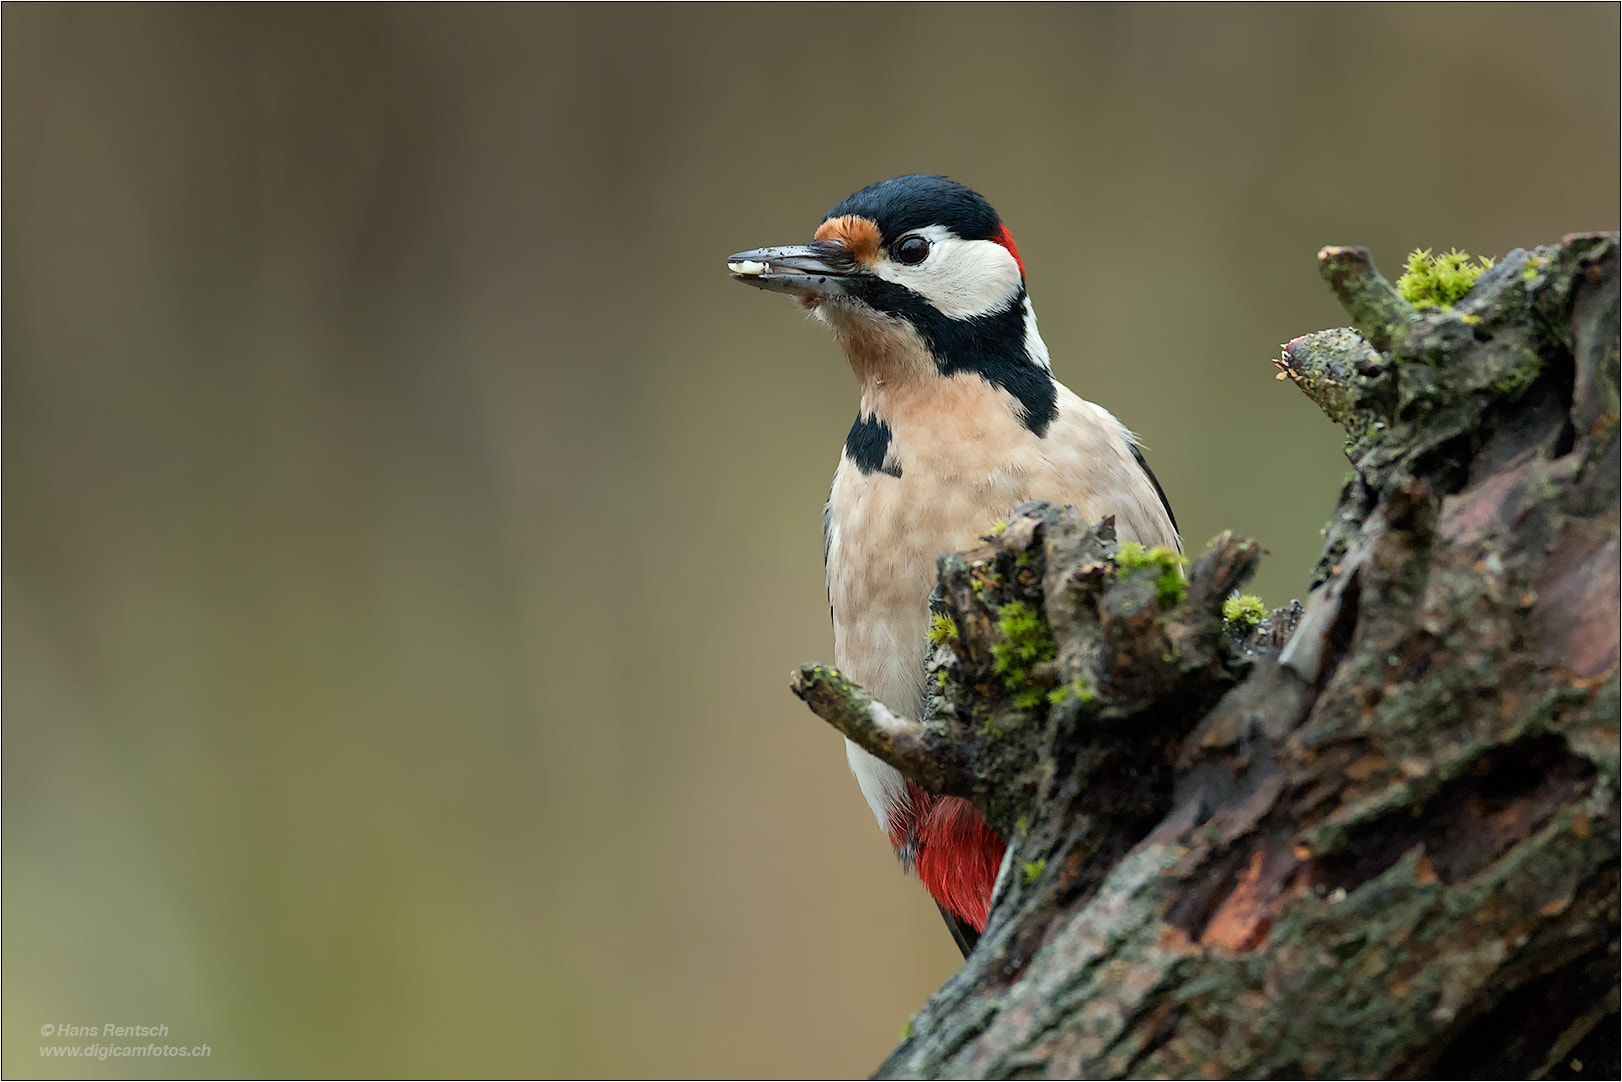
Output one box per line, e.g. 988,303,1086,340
825,175,1002,245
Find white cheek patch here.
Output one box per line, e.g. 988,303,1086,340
871,226,1024,320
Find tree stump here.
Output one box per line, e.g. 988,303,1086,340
791,233,1619,1079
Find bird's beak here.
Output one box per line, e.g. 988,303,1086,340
726,241,857,298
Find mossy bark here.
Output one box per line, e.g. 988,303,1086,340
792,233,1620,1079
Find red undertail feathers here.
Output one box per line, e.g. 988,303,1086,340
889,783,1006,932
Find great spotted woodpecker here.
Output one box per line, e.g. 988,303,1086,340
728,175,1180,956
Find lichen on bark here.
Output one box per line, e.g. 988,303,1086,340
791,233,1619,1079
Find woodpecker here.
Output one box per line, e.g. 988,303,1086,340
728,175,1179,957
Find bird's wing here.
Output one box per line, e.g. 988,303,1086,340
1128,442,1180,540
936,900,980,959
822,486,835,624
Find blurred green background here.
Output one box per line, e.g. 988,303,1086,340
4,5,1616,1077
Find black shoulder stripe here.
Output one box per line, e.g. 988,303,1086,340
844,414,902,477
979,355,1057,437
1130,444,1179,538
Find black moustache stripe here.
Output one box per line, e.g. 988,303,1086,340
844,279,1058,438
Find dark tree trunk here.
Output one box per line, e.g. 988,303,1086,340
792,233,1619,1079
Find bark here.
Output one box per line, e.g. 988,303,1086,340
791,233,1620,1079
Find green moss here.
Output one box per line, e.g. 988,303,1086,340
1395,247,1495,310
928,612,959,645
1223,594,1267,633
1114,541,1188,607
1023,858,1046,883
1491,349,1544,400
991,600,1057,699
988,518,1008,537
1047,678,1095,706
900,1016,913,1040
1113,541,1154,572
1014,816,1030,834
1011,687,1046,710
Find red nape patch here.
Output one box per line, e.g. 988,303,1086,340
992,223,1026,280
912,793,1006,932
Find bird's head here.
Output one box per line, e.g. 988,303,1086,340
727,175,1056,433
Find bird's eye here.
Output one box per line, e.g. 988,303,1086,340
893,235,931,266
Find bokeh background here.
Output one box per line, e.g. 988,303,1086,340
5,5,1617,1077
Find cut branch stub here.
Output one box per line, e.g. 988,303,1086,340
1275,327,1389,430
1317,244,1419,353
789,663,973,797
